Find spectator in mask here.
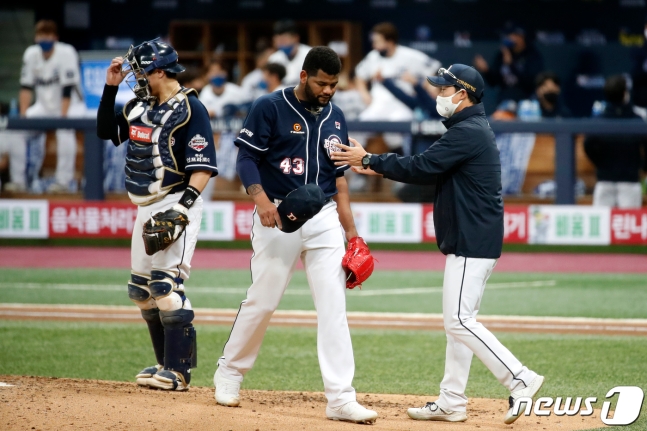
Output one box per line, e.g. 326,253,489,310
474,21,543,103
260,63,287,94
241,41,275,101
267,20,311,86
199,61,251,118
584,75,647,208
517,71,571,119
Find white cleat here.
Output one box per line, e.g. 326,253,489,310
504,375,545,424
135,364,163,388
214,367,241,407
326,401,378,424
407,402,467,422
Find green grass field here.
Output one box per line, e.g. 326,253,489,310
1,267,646,430
2,268,647,318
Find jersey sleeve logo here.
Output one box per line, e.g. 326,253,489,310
323,134,343,159
129,125,153,143
188,134,208,152
335,121,341,130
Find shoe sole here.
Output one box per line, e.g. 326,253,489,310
407,411,467,422
135,377,156,388
504,376,545,425
214,395,240,407
327,417,377,425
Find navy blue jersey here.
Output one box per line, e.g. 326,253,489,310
234,88,350,200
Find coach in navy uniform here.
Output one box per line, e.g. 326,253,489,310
332,64,544,425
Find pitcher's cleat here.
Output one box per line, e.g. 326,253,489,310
149,369,190,391
326,401,378,424
135,364,163,387
407,402,467,422
504,375,545,424
214,367,241,407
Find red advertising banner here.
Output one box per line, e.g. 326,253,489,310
422,204,436,242
234,203,255,241
503,206,528,243
49,202,137,238
423,205,528,243
610,209,647,244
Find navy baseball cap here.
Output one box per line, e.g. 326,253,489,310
277,184,326,233
427,64,485,101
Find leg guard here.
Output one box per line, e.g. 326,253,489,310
149,270,184,311
140,308,165,367
160,309,197,380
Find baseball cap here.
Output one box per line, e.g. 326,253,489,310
277,184,326,233
427,64,485,101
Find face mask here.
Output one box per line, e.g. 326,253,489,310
502,38,515,49
542,91,559,105
210,76,226,88
436,90,464,118
38,40,55,52
378,49,389,57
258,80,268,90
278,44,294,57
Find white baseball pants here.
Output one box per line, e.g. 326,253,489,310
593,181,643,208
218,201,357,408
10,102,86,187
436,254,537,412
131,192,204,280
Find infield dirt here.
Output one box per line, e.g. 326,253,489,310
0,376,606,431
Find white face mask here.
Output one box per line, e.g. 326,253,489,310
436,89,464,118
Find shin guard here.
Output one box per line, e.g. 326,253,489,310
140,308,165,366
159,309,197,385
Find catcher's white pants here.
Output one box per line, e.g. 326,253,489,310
436,254,537,412
593,181,643,208
10,102,86,187
218,201,357,408
131,192,203,280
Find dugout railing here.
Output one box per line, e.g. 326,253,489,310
2,116,646,204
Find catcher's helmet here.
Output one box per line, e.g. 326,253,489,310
122,38,185,100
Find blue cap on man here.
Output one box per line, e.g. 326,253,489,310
427,64,485,101
277,184,326,233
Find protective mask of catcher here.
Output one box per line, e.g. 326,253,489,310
134,77,153,101
436,90,464,118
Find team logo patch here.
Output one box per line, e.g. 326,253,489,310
335,121,341,130
323,134,343,158
293,123,302,132
188,134,208,152
287,212,298,221
170,137,175,147
129,125,153,143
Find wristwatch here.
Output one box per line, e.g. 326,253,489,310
361,153,372,170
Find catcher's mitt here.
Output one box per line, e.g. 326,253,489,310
341,236,375,289
142,204,189,256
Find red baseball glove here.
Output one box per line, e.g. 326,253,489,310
341,237,375,289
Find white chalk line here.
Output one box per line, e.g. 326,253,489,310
0,280,556,296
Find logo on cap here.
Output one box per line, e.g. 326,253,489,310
287,212,297,221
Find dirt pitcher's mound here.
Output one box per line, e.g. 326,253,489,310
0,376,604,431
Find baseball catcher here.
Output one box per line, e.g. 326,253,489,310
97,38,218,391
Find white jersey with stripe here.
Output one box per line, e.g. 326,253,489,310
20,42,84,113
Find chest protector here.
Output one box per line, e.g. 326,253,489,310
123,88,196,206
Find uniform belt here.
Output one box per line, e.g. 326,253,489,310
272,197,333,206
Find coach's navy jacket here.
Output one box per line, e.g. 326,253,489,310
234,88,350,201
369,104,504,259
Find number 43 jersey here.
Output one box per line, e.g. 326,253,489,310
234,88,350,201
